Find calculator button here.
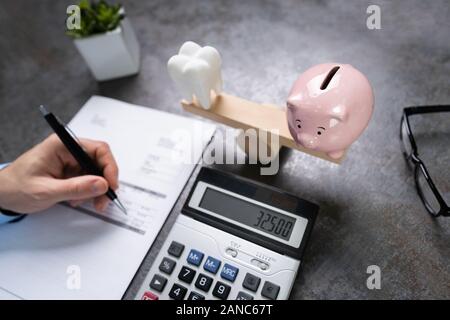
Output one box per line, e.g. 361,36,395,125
159,257,176,275
195,273,213,292
220,263,239,282
259,262,269,270
251,258,269,271
242,273,261,292
212,281,231,300
141,291,159,300
169,283,188,300
187,249,204,266
203,256,221,274
168,241,185,257
149,274,167,292
261,281,280,300
226,248,238,258
178,266,196,284
236,291,254,300
187,291,205,300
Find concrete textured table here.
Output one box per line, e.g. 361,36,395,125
0,0,449,299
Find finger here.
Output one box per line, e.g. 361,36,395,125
43,134,90,175
94,195,110,212
47,136,119,190
76,139,120,190
47,175,109,202
36,134,79,176
69,199,85,208
63,164,83,179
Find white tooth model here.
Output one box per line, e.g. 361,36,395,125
167,41,222,109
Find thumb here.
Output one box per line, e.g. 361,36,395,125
49,176,109,202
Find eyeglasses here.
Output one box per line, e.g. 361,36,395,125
400,105,450,217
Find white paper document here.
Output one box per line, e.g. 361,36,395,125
0,96,215,299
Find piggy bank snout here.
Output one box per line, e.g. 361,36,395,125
297,133,318,149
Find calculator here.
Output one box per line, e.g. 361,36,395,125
136,167,318,300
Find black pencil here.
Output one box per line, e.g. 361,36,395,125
39,105,127,215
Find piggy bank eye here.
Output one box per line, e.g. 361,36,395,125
317,127,326,135
296,119,301,129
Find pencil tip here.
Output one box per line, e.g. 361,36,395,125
113,199,128,215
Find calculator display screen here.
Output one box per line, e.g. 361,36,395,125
199,187,296,241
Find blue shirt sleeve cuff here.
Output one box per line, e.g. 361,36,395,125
0,214,21,224
0,162,22,224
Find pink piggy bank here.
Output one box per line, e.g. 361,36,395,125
286,63,374,159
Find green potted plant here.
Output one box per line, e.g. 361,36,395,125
66,0,140,81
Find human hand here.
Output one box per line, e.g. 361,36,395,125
0,134,119,214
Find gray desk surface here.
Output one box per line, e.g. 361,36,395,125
0,0,449,299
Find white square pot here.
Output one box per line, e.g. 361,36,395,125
74,18,140,81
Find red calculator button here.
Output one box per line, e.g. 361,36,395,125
142,291,159,300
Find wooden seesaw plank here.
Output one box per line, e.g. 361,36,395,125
181,93,345,164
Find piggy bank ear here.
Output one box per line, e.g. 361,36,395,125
329,105,348,122
287,95,301,109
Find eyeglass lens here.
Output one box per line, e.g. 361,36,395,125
401,119,414,163
415,166,441,215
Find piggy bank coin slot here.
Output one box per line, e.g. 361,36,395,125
320,66,340,90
